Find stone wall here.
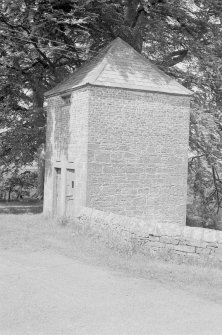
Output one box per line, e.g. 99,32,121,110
87,86,190,225
77,207,222,262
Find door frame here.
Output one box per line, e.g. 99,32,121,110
53,162,75,217
53,167,62,216
65,168,75,217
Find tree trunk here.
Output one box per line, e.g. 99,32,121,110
8,189,11,201
121,0,146,52
37,143,45,200
32,75,46,199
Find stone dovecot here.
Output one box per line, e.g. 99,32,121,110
44,37,192,225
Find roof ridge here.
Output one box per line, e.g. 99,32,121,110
89,57,108,84
45,41,112,97
125,41,173,82
115,38,184,86
73,40,114,77
89,40,120,84
45,37,192,97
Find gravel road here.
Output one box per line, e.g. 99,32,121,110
1,249,222,335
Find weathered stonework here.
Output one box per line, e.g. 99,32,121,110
77,207,222,264
44,88,89,217
87,87,190,225
44,37,191,224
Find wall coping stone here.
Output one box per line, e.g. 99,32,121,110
77,207,222,244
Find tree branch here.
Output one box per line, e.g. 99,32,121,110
212,166,222,214
162,49,188,67
123,0,141,27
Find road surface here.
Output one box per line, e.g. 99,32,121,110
0,250,222,335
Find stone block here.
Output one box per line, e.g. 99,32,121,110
110,152,123,163
95,152,110,163
195,247,212,255
148,235,160,242
202,229,218,243
179,239,208,248
216,231,222,243
146,241,165,248
88,150,95,161
88,163,103,174
170,244,196,253
102,165,115,174
206,242,218,248
214,245,222,255
159,236,179,245
158,223,183,237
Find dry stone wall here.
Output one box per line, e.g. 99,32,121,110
78,207,222,262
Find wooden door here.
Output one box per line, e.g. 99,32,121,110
54,168,62,216
65,169,75,217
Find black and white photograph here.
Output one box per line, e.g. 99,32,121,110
1,1,222,334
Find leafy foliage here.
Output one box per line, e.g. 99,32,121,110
0,170,38,200
0,0,222,220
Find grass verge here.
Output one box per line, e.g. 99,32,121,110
1,213,222,304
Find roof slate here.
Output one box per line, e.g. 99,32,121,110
45,38,192,97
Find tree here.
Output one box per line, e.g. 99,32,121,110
0,170,38,201
0,0,98,193
0,0,222,219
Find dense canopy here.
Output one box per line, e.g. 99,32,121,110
0,0,222,224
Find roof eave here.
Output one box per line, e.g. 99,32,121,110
90,83,193,97
44,83,90,98
44,82,193,99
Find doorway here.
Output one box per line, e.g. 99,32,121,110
65,169,75,217
54,168,62,216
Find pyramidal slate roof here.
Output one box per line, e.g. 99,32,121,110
45,38,192,97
